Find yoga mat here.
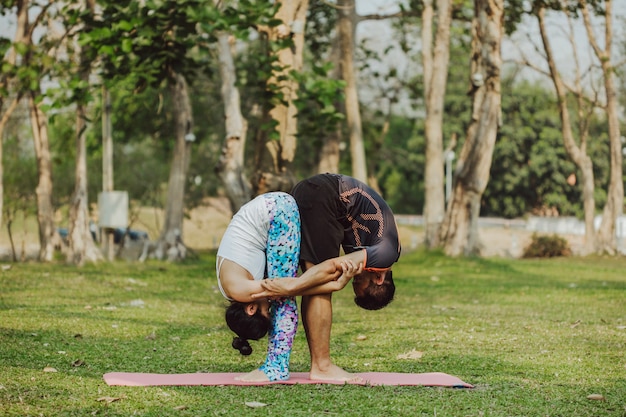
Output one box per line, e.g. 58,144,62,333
103,371,473,388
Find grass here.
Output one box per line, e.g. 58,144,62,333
0,249,625,416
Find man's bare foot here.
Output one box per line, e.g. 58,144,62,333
235,369,270,382
309,363,364,383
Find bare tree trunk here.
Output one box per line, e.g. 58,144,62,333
317,25,343,175
68,104,102,265
0,0,29,248
0,97,21,233
68,0,102,265
536,7,596,255
254,0,309,194
337,0,367,183
422,0,452,248
216,32,252,213
155,72,193,261
317,129,341,174
581,0,623,254
28,94,56,261
438,0,503,257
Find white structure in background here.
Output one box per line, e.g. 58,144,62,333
98,191,128,229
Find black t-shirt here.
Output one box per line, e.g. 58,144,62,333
338,175,401,269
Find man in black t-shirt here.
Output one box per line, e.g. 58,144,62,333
290,173,401,381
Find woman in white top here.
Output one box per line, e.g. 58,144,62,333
217,192,361,382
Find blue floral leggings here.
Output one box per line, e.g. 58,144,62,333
259,192,301,381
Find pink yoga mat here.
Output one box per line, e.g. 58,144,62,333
103,371,473,388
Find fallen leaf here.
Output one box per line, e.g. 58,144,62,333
570,320,581,328
96,395,125,404
43,367,57,373
72,359,85,367
397,349,424,360
356,335,367,341
245,401,267,408
587,394,605,401
173,405,188,411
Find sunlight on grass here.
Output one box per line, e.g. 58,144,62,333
1,251,625,416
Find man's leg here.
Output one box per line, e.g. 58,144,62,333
301,262,355,381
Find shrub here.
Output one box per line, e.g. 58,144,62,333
522,233,572,258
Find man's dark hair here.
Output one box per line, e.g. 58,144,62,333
354,270,395,310
225,302,270,355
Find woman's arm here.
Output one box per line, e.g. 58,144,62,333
218,259,266,303
222,251,365,302
251,258,363,299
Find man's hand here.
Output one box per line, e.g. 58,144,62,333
334,260,363,290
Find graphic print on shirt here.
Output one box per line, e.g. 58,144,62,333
340,187,385,247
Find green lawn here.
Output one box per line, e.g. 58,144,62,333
0,250,624,416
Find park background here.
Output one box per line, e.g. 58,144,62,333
1,1,626,260
1,2,625,416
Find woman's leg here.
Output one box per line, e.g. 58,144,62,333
259,192,301,381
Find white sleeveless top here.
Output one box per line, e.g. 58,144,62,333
216,194,270,300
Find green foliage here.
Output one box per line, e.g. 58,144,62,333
522,233,572,258
483,74,614,219
0,253,625,415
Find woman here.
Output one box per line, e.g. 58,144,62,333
217,191,360,382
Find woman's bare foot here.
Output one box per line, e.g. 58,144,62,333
309,363,364,383
235,369,270,382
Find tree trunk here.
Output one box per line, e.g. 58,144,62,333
68,103,103,265
316,27,343,175
67,0,102,266
0,0,29,250
28,94,56,261
438,0,503,257
537,6,596,255
216,32,252,213
254,0,309,194
155,72,193,261
581,0,623,254
0,97,21,236
422,0,453,248
337,0,367,183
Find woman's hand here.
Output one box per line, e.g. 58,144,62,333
250,278,296,299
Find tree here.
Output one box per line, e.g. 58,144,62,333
253,0,310,194
0,0,29,247
215,31,252,213
580,0,623,254
1,0,60,262
534,4,598,255
66,0,103,265
154,72,194,261
337,0,367,183
438,0,504,256
421,0,453,247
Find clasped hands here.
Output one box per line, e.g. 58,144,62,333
250,260,363,300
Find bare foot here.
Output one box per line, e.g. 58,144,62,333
235,369,270,382
309,363,364,383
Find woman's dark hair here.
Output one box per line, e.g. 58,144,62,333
225,302,270,355
354,270,395,310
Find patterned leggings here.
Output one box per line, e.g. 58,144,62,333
259,192,301,381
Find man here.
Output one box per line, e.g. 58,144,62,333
291,173,401,381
